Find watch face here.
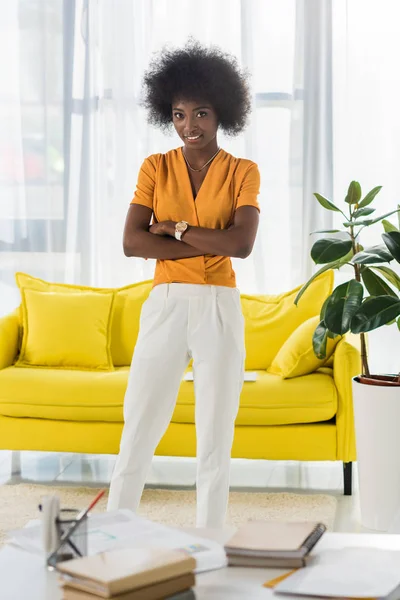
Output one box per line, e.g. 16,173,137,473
176,221,188,233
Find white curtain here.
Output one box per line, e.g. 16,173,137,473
1,0,383,321
290,0,333,282
332,0,400,373
0,1,66,314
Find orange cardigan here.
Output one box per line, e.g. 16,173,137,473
131,148,260,288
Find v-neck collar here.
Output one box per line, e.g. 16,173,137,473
180,146,224,205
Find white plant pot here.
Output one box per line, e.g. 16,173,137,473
352,376,400,531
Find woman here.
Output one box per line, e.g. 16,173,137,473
107,40,260,528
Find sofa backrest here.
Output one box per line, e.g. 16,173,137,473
13,271,333,369
241,270,333,369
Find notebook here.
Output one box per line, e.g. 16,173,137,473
228,555,314,568
224,521,326,568
61,572,196,600
56,548,196,598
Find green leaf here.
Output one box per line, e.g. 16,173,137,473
385,318,396,326
361,267,397,297
369,209,400,226
320,296,330,321
382,219,399,233
327,330,340,339
294,250,353,305
352,207,376,219
397,316,400,331
358,185,382,208
310,229,342,235
311,239,353,265
370,266,400,291
352,245,393,264
345,181,362,205
351,296,400,333
312,321,329,359
343,220,373,227
382,231,400,263
324,280,364,334
314,193,341,213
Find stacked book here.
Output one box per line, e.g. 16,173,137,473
56,548,196,600
224,521,327,568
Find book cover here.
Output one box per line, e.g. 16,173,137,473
225,521,326,559
57,548,196,597
61,572,195,600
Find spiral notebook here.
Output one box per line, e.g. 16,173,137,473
224,521,326,568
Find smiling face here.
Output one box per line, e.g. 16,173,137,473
172,99,219,151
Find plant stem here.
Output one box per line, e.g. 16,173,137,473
359,333,370,377
350,224,371,377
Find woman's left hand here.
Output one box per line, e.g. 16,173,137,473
149,221,176,236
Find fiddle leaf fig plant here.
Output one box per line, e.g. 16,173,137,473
295,181,400,379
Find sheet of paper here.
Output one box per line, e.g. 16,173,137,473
9,513,134,555
8,510,227,573
274,547,400,598
184,371,257,382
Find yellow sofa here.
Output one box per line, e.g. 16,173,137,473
0,271,360,494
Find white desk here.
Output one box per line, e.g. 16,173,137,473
2,530,400,600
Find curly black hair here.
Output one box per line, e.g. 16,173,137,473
141,39,251,136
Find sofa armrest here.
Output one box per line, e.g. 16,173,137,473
332,336,361,461
0,309,21,370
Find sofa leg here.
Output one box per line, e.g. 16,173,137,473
11,451,21,477
343,461,352,495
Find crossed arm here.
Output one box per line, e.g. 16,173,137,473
123,204,259,260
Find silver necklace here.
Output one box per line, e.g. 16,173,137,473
182,147,221,172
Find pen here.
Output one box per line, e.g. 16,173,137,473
77,489,106,519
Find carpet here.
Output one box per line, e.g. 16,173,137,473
0,484,337,545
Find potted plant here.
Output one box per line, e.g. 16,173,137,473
295,181,400,531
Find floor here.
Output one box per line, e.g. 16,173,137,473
0,450,372,534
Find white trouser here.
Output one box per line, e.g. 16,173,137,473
107,283,245,527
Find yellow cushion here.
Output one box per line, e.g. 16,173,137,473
110,282,153,366
174,369,337,425
15,272,153,366
268,316,341,379
0,366,336,426
241,270,334,370
0,366,129,420
15,289,115,371
0,309,20,370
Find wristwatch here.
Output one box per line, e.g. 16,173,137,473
175,221,189,241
